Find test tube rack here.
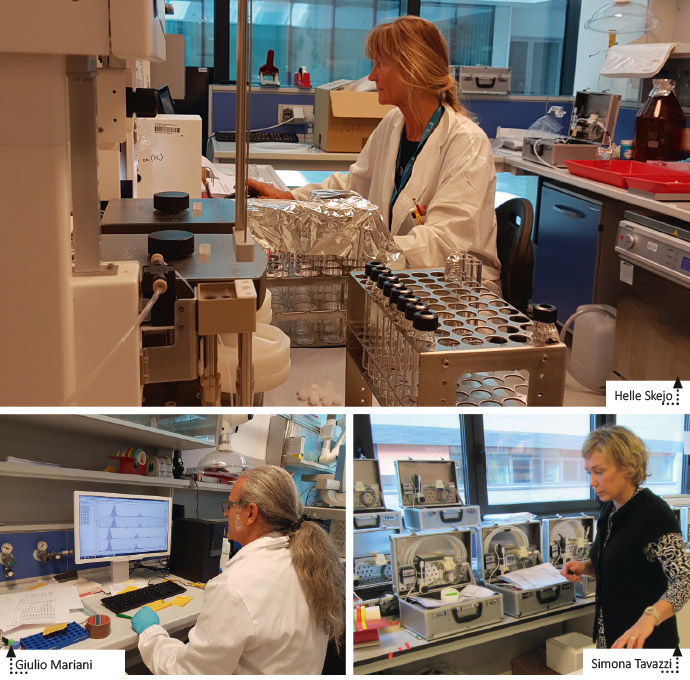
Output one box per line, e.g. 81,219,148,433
345,269,567,406
266,252,362,347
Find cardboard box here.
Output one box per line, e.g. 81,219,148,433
313,81,393,152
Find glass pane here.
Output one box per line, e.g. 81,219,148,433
230,1,402,87
110,414,218,442
483,413,592,505
615,415,686,496
167,1,215,67
421,0,568,96
370,414,465,510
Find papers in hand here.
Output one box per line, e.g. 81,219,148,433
409,584,497,609
499,562,567,590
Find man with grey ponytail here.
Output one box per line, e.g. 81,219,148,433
248,16,500,294
133,465,345,674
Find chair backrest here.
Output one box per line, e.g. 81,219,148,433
495,197,535,313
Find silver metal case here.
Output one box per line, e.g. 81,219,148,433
541,515,596,600
458,66,511,95
390,529,504,640
477,521,576,618
354,459,385,512
403,505,480,531
353,512,402,588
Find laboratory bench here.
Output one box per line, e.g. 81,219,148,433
354,597,595,675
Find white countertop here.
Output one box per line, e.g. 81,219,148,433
499,150,690,223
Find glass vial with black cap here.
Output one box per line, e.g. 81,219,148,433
531,303,560,346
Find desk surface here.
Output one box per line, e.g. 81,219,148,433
500,151,690,223
354,597,595,674
2,569,204,652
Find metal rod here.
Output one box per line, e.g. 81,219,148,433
67,55,102,274
200,335,221,406
237,331,254,406
235,1,248,243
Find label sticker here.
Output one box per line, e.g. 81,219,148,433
619,260,634,285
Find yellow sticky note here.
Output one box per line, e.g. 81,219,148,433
119,586,139,593
43,623,68,636
147,599,173,612
29,582,47,591
187,582,206,590
171,596,192,607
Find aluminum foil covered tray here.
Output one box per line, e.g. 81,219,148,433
247,190,405,269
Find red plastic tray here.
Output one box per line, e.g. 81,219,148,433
564,160,689,189
625,177,690,194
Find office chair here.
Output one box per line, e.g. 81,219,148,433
495,197,535,314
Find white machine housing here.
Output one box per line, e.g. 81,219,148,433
477,521,576,618
395,459,479,530
353,459,386,512
353,523,400,588
541,515,596,599
390,529,503,640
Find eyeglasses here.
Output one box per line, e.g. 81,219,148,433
221,500,243,513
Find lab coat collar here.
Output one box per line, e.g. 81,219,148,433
229,532,289,562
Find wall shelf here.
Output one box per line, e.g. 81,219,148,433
0,415,215,451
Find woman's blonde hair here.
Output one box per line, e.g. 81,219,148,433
237,466,345,647
581,425,650,486
365,16,467,122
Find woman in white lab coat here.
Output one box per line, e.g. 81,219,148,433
248,16,500,293
131,466,345,674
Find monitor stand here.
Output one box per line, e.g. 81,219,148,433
111,560,130,583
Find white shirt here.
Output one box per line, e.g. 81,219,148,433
138,534,328,675
292,103,500,293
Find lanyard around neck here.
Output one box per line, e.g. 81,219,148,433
390,105,444,211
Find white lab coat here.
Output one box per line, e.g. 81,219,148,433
137,534,328,675
292,103,500,292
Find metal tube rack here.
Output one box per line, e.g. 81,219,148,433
346,269,566,406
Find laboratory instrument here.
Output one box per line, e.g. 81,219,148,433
346,269,566,407
353,459,402,593
100,580,186,614
390,529,504,640
395,460,480,531
477,521,576,617
541,515,596,598
73,491,172,583
458,66,511,95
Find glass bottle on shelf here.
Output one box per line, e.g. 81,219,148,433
633,79,686,162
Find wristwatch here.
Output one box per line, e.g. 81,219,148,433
644,605,662,626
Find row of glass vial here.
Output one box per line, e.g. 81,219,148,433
362,262,438,405
444,249,483,284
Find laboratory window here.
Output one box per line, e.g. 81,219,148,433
614,414,687,495
166,0,215,67
370,414,467,512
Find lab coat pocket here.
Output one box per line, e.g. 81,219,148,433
397,210,424,236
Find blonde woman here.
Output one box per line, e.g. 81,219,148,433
131,465,345,674
248,16,500,293
562,425,690,649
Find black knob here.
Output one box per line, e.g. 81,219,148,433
154,191,190,213
148,230,195,260
532,303,558,323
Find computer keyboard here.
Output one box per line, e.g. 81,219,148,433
100,580,187,614
216,131,300,143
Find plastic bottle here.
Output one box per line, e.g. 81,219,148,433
559,304,616,394
531,303,560,346
633,79,686,162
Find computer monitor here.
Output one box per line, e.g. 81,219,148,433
157,85,176,115
74,491,172,582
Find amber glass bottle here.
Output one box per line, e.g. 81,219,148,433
633,79,686,162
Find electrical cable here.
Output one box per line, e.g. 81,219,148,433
64,288,162,405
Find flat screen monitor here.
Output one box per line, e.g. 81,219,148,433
157,85,176,114
74,491,172,582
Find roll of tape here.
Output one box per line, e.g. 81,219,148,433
86,614,111,639
135,449,147,466
364,605,381,622
440,587,460,603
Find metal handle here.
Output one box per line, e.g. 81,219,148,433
440,509,464,523
452,601,483,623
552,204,586,219
475,77,496,89
536,585,560,604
